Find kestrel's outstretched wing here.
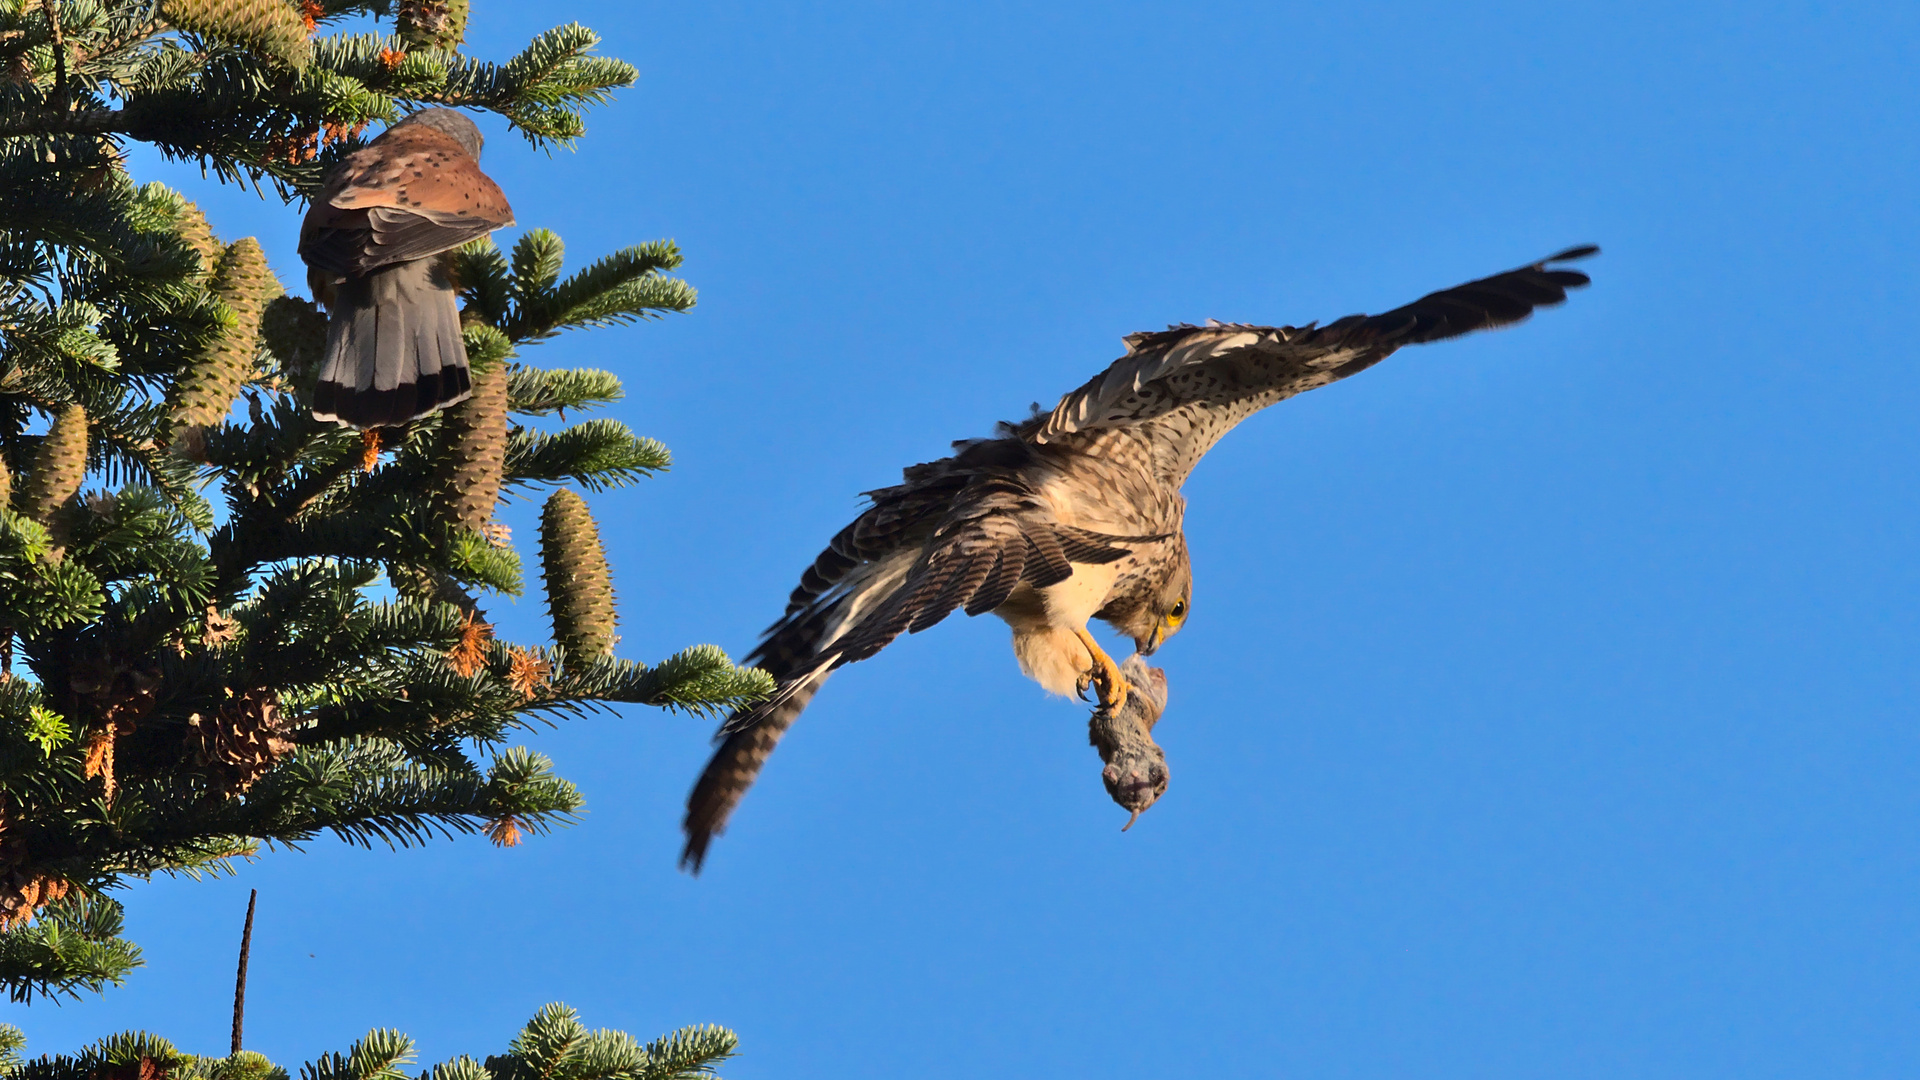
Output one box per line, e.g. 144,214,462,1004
681,447,1147,871
1027,246,1597,483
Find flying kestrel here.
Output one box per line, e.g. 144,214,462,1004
299,108,515,428
682,246,1598,871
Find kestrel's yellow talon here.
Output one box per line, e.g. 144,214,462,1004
1071,626,1131,711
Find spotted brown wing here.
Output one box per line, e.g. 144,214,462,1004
1031,246,1597,485
299,125,513,277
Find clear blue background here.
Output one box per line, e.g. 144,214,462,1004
14,2,1920,1076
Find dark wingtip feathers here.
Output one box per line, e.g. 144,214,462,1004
1544,243,1600,264
1363,243,1599,348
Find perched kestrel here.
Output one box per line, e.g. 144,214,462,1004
299,108,515,428
682,246,1597,871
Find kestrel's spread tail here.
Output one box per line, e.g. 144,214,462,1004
682,671,829,873
683,246,1597,871
312,256,470,428
299,108,515,428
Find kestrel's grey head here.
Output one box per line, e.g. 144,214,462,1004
679,245,1600,872
396,108,485,160
1097,534,1193,657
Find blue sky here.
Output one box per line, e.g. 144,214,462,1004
15,2,1920,1077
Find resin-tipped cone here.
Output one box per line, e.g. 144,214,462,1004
171,238,280,435
432,358,508,531
539,489,617,665
21,403,87,524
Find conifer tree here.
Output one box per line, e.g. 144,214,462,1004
0,0,769,1047
0,1005,738,1080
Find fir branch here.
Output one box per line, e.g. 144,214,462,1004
450,238,512,325
0,892,143,1004
0,1008,737,1080
422,1058,490,1080
0,106,124,137
505,420,669,491
486,1006,736,1080
42,0,68,112
545,241,683,313
632,1025,739,1080
506,366,622,418
509,229,564,309
299,1029,415,1080
227,738,583,850
545,647,775,718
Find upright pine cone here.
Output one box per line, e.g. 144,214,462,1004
20,403,86,524
0,451,11,510
540,489,617,665
160,0,311,68
171,238,280,435
396,0,468,49
173,199,221,279
433,358,507,531
223,237,285,310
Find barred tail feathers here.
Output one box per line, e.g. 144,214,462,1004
681,669,830,874
313,258,472,428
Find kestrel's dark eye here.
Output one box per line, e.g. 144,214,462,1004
1169,600,1187,621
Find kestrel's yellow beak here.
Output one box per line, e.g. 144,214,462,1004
1139,625,1164,657
1141,606,1188,656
